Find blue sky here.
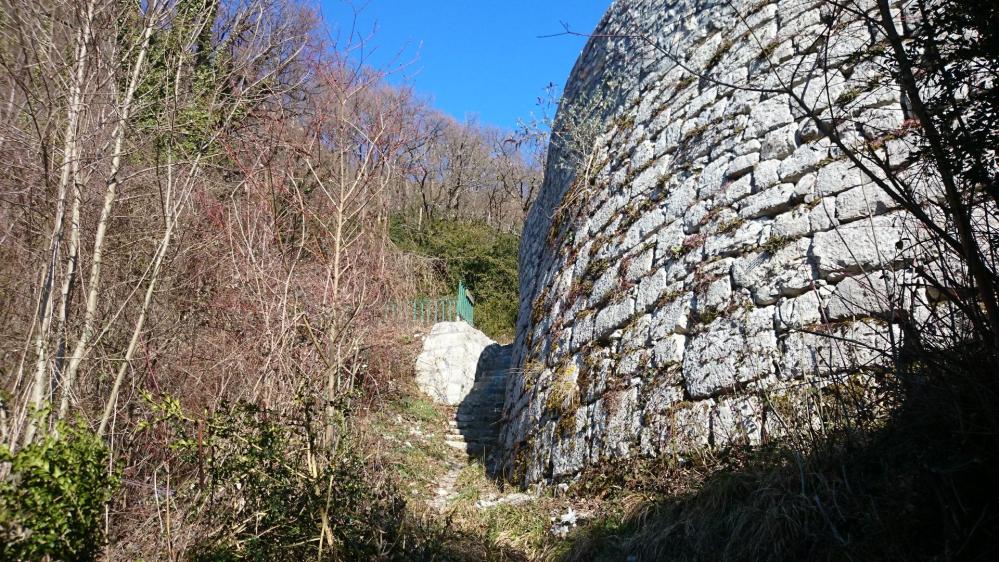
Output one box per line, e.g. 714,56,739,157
318,1,609,130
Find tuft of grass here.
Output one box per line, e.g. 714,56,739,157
758,38,780,60
681,122,711,143
835,86,862,108
401,395,444,424
761,233,792,254
613,113,637,132
674,74,696,95
716,216,744,234
706,37,735,71
547,363,580,413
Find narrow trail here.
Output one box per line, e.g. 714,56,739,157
427,342,514,513
411,333,591,559
429,460,464,512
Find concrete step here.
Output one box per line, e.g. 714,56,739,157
447,437,491,446
456,404,502,412
466,388,505,398
461,395,505,404
464,384,505,392
458,399,504,406
454,432,498,441
446,426,497,437
456,418,502,425
451,418,499,428
454,417,502,426
445,438,491,456
468,387,506,395
457,406,503,415
471,380,505,387
460,399,504,407
449,420,498,431
447,421,497,432
447,431,496,443
454,411,500,420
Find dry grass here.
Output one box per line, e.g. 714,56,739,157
444,461,556,560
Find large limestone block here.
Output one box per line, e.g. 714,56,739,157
810,213,908,280
681,307,777,398
415,322,495,405
780,321,900,379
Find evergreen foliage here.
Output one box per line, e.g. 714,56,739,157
391,216,520,341
0,422,119,561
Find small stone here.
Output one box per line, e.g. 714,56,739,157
776,291,822,331
826,273,894,320
761,123,797,160
652,334,687,367
700,276,733,311
835,183,899,222
753,159,782,191
649,289,692,335
722,174,754,205
712,396,764,446
808,197,839,232
726,152,760,180
815,158,868,197
593,298,637,340
737,183,804,219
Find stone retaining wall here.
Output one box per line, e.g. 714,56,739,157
500,0,924,484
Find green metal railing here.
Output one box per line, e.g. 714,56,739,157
390,281,474,327
456,280,474,326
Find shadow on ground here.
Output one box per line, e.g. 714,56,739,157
448,343,512,475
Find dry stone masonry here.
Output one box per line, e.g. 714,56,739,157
500,0,925,484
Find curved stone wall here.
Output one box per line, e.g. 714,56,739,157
500,0,918,483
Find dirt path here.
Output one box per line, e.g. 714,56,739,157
429,458,464,511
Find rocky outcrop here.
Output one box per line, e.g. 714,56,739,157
416,322,496,405
500,0,925,484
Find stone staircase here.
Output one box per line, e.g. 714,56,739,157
444,343,511,462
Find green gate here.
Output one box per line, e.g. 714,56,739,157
392,281,474,327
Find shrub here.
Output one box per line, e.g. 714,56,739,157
390,216,520,341
147,399,409,561
0,422,119,562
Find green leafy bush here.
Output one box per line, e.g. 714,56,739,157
0,422,119,562
390,217,520,341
